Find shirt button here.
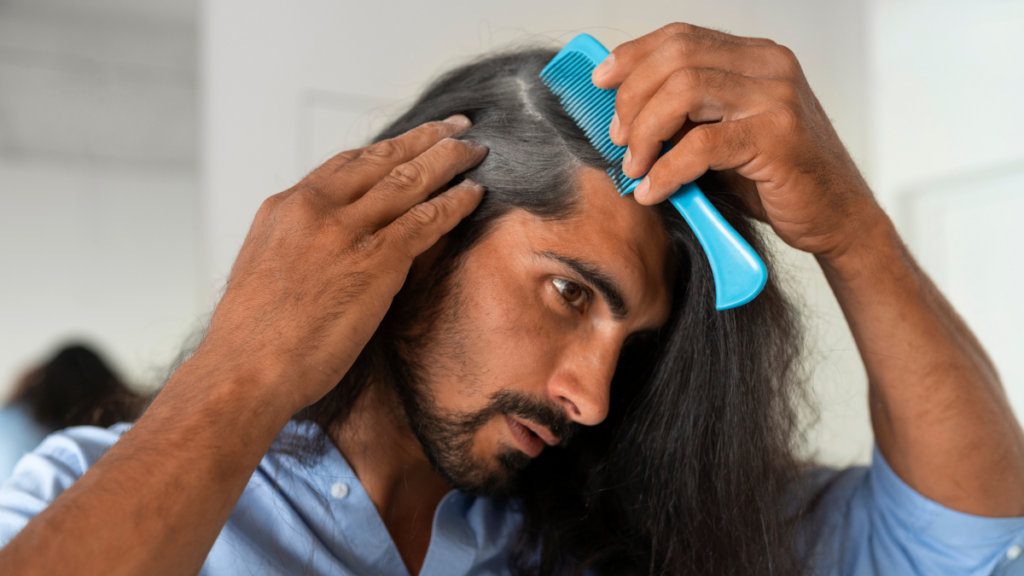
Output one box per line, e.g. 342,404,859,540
1008,545,1022,561
330,482,350,500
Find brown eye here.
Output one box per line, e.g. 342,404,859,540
552,278,588,307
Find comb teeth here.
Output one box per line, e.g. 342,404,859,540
540,52,644,196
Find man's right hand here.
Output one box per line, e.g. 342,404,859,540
199,115,487,414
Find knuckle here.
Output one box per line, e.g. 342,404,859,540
664,22,697,37
774,44,797,61
665,33,695,60
256,193,285,218
364,138,404,162
407,200,442,226
772,79,801,104
351,227,384,253
284,189,323,216
771,104,801,133
691,125,717,152
385,160,428,190
675,67,705,91
614,87,636,115
768,44,800,75
264,189,323,231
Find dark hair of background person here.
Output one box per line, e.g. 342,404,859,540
10,344,145,430
293,48,817,576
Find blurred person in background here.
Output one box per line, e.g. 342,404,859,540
0,344,145,482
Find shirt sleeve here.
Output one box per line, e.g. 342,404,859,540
0,405,52,483
0,424,128,548
804,444,1024,576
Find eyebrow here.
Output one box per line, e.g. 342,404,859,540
539,251,629,320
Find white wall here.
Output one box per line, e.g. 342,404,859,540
0,0,203,396
869,0,1024,209
868,0,1024,416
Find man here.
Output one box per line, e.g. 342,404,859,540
2,23,1024,576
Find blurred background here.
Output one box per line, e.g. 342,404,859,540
0,0,1022,467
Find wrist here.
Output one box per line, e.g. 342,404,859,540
814,206,902,281
163,343,301,429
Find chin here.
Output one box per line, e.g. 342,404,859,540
436,448,532,498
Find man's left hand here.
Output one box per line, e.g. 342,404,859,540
592,23,881,262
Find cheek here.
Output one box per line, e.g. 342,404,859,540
455,286,565,458
431,274,563,413
467,279,562,385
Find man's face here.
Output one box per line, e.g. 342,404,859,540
396,167,674,496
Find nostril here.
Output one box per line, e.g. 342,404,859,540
559,396,581,418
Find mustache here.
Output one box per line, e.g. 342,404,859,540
452,389,580,446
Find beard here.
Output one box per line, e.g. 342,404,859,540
382,253,579,498
396,386,576,497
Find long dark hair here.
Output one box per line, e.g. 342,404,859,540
298,47,812,575
11,343,144,429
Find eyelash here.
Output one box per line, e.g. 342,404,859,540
552,278,591,312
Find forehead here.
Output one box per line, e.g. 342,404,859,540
486,166,674,326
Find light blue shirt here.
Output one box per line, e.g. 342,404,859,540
0,403,51,484
1,421,1023,575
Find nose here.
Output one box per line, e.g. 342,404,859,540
547,336,622,426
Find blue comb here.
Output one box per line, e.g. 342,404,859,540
540,34,767,310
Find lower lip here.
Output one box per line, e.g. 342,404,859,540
505,415,545,458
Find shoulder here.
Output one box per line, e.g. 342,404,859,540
0,424,131,547
2,423,130,492
0,404,52,481
799,445,1024,576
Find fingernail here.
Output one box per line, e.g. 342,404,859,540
623,147,631,171
634,177,650,202
610,112,621,141
466,140,490,158
593,53,615,80
444,114,472,128
460,178,485,193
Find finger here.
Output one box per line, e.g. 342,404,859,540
381,179,486,260
609,36,792,146
301,146,368,188
592,22,775,89
267,147,370,207
624,70,793,178
633,115,770,205
313,114,473,205
697,169,768,222
352,137,488,228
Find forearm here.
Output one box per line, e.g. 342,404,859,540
819,210,1024,516
0,347,294,575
